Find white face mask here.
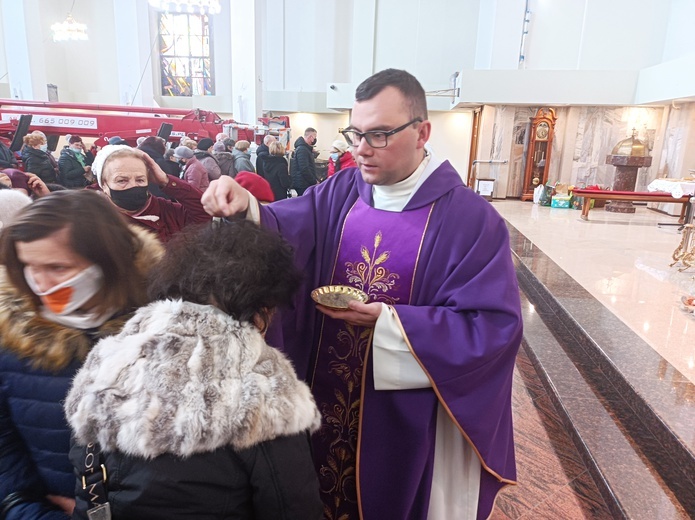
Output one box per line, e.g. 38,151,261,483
40,144,48,152
24,264,104,316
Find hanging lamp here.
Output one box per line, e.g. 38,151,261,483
51,1,88,42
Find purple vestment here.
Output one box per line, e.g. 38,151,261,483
260,161,523,520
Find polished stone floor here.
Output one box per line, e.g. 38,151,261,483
491,349,612,519
493,200,695,384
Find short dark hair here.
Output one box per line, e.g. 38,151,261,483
223,138,236,149
355,68,428,120
148,220,302,329
304,127,317,137
0,190,148,313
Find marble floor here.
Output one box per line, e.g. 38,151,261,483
492,200,695,385
492,349,612,519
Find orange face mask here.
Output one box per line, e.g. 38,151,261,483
24,265,104,315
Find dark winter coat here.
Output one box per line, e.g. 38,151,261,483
58,149,88,189
290,137,318,195
22,147,58,184
0,229,163,520
255,143,270,178
260,154,291,201
138,142,180,178
66,300,323,520
213,151,236,177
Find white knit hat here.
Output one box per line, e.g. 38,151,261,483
0,190,32,229
91,144,133,186
331,139,348,154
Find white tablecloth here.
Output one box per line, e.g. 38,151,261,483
647,179,695,199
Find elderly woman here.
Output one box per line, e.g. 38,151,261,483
0,190,162,520
66,221,322,520
91,145,211,242
22,132,59,184
233,140,255,173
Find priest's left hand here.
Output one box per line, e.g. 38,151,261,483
317,300,382,327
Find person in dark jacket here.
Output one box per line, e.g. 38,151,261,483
194,137,222,182
21,132,59,184
137,136,178,200
138,136,179,177
66,221,322,520
0,190,163,520
255,134,275,178
91,145,212,243
212,141,236,177
261,140,291,201
290,127,319,195
58,136,91,189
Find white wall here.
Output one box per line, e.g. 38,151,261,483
662,0,695,62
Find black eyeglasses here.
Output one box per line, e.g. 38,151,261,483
341,118,422,149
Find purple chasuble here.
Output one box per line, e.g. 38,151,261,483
259,162,523,520
310,198,433,519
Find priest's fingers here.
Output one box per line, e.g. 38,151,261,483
316,302,381,328
202,176,249,217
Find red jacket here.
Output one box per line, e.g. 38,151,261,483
327,151,357,177
183,156,210,191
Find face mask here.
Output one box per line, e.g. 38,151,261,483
330,153,340,161
40,144,48,152
71,146,83,154
25,264,104,315
108,185,149,211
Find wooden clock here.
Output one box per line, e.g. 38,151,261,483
521,108,557,201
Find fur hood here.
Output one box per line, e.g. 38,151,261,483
65,299,322,458
0,226,163,371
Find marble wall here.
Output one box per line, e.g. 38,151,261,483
491,105,667,198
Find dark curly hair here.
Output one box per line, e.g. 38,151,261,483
148,220,302,329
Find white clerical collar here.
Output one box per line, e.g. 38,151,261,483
373,146,441,211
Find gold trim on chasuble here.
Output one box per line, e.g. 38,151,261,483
310,201,436,520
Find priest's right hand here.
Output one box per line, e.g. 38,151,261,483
202,175,250,217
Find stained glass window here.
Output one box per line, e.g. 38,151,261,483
159,12,214,96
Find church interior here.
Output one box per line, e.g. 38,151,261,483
1,0,693,517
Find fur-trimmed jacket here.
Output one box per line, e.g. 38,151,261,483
66,300,323,520
0,227,163,520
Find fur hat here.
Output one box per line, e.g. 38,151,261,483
69,135,83,144
331,140,348,154
213,142,226,153
0,190,32,229
91,145,133,186
174,146,194,160
197,138,214,151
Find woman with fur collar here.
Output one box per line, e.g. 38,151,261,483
0,190,163,519
66,221,323,520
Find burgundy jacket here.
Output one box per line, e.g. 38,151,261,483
123,175,211,242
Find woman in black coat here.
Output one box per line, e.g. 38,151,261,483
260,141,292,201
22,133,58,184
66,222,322,520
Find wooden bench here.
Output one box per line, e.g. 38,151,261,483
571,189,691,222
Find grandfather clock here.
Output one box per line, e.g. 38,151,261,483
521,108,557,200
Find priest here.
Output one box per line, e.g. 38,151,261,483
202,68,523,520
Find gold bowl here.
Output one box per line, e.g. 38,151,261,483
311,285,368,310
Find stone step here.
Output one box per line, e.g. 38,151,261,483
508,222,694,519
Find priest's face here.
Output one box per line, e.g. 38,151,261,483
349,86,431,186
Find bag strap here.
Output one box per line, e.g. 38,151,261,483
81,442,108,507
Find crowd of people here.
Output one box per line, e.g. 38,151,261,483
0,69,522,520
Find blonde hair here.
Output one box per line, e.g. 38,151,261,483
235,140,250,152
269,141,285,156
23,133,46,147
183,139,197,150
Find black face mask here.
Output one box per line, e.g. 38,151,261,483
108,185,149,211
